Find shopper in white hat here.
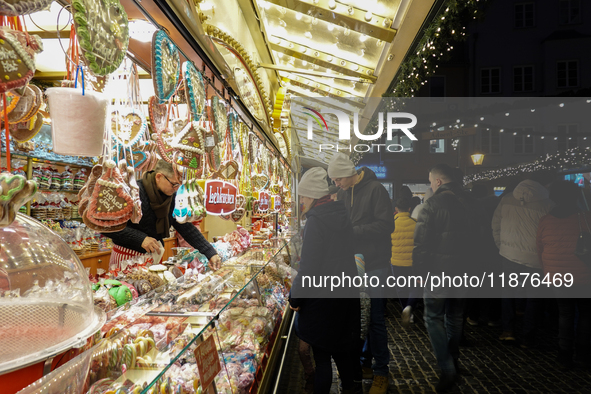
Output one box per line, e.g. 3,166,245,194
290,166,361,394
328,153,394,394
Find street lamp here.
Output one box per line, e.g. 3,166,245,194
471,152,485,166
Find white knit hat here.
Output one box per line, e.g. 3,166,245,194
299,167,329,199
328,153,357,178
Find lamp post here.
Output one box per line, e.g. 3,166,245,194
471,152,485,166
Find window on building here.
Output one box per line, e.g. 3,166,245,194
430,139,446,153
515,3,535,28
559,0,581,24
557,60,579,88
429,76,445,101
557,124,579,151
481,68,501,94
514,66,534,92
513,127,535,154
481,129,501,154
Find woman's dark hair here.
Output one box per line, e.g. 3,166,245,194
549,180,581,207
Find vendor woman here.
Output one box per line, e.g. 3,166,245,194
103,160,221,270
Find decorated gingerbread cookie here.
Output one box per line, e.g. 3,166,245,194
0,172,37,227
171,122,205,170
111,108,147,147
152,31,180,103
182,61,206,121
0,29,43,94
71,0,129,76
87,161,133,222
0,0,54,16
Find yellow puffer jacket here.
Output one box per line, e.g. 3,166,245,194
391,212,416,267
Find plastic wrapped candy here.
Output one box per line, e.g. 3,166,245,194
212,241,232,262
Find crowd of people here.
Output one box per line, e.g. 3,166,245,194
289,153,591,394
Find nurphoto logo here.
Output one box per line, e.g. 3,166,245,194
301,107,418,153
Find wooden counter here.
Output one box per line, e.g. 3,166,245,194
79,238,178,275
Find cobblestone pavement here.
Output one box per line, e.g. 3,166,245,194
275,299,591,393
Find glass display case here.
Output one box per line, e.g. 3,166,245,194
0,214,106,393
16,236,299,394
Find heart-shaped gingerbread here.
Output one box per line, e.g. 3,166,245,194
0,29,42,94
148,96,168,133
252,174,269,191
152,30,180,103
0,92,20,114
212,96,228,142
7,85,37,124
9,112,44,143
72,0,129,76
126,149,147,169
217,160,239,180
231,208,245,222
111,109,147,147
182,61,206,122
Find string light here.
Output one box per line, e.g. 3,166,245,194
465,147,591,185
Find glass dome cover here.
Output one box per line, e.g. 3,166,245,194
0,214,105,373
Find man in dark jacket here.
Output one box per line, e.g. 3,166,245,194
328,153,394,394
413,163,475,392
104,160,220,270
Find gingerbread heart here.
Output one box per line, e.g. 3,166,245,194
72,0,129,76
7,85,37,124
9,112,43,143
217,160,239,180
126,149,148,169
0,92,20,114
148,96,168,133
87,161,133,224
231,208,245,222
152,30,180,103
0,29,43,94
252,174,269,191
111,109,147,147
212,96,228,142
182,61,206,121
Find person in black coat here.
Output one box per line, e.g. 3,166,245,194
103,160,220,270
289,167,361,394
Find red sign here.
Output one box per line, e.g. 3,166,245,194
258,191,270,212
205,180,237,215
194,335,221,390
273,195,281,211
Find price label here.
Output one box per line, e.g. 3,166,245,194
205,135,216,147
194,335,221,390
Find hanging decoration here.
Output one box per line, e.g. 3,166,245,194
0,0,53,16
171,122,205,171
465,147,591,185
152,30,180,103
204,179,237,216
110,109,147,148
182,61,206,122
71,0,129,76
0,172,36,227
0,28,43,94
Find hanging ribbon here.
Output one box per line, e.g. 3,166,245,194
2,93,11,172
74,65,85,95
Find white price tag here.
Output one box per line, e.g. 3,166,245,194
205,136,215,147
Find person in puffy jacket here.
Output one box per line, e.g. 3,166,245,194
289,167,361,394
391,197,418,328
492,176,554,346
536,180,591,369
